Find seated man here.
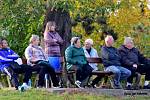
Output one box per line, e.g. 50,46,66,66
101,35,131,89
118,37,150,89
65,37,93,88
0,37,32,90
25,35,59,88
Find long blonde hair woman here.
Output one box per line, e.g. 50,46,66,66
44,21,63,57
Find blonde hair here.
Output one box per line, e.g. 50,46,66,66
29,35,39,43
85,39,93,45
44,21,56,34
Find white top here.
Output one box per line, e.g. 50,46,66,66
83,47,99,71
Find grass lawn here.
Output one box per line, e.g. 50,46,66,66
0,89,149,100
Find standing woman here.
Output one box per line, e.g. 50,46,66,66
44,21,63,57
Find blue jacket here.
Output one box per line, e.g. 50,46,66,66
101,46,121,67
0,48,19,61
0,48,19,71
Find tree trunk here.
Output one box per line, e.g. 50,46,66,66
43,8,72,56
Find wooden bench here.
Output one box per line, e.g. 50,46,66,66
66,57,113,88
23,57,65,88
0,72,11,88
86,57,113,76
87,57,113,88
0,57,65,88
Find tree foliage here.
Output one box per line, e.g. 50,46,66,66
0,0,45,56
0,0,150,57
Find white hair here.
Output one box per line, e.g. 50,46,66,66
85,39,93,45
124,37,133,45
29,35,39,43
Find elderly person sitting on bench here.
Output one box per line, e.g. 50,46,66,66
83,39,102,88
101,35,131,89
25,35,59,88
65,37,93,88
118,37,150,89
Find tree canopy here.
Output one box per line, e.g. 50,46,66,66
0,0,150,57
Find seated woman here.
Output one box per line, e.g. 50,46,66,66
25,35,59,88
0,37,32,91
65,37,93,88
83,39,102,88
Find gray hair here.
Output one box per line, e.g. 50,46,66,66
71,37,80,45
29,35,39,43
124,37,133,45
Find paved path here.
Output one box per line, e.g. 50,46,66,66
45,88,150,96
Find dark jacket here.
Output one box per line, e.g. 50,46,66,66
101,46,121,67
118,45,150,67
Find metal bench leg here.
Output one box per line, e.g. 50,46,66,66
108,75,115,89
67,73,76,87
6,76,12,88
0,82,3,88
34,74,39,88
45,74,49,88
57,74,64,87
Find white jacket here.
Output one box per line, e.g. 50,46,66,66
83,47,99,71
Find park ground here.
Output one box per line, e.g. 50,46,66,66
0,88,150,100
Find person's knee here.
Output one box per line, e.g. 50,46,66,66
113,69,121,75
40,66,47,73
126,70,131,77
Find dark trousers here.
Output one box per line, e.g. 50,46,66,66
31,65,46,87
91,75,104,86
75,64,92,82
34,61,59,87
5,63,32,89
127,64,150,83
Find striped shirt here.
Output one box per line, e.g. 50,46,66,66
25,44,47,65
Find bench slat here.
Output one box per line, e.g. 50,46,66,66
92,71,113,75
87,57,102,63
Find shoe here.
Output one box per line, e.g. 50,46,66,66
111,80,122,89
91,84,98,88
143,84,150,89
53,85,61,88
53,86,60,89
36,86,44,89
125,85,133,90
19,83,31,91
18,86,25,92
75,80,82,88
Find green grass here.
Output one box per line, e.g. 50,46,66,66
0,89,149,100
